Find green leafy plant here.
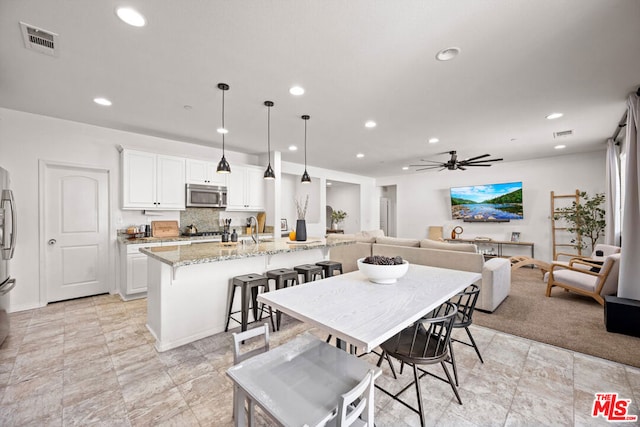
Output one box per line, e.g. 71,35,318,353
331,210,348,227
554,192,606,253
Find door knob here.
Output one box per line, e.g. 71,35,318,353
48,239,57,245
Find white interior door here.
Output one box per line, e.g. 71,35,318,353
43,163,109,302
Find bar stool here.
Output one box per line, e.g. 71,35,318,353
294,264,324,283
225,274,274,333
315,260,343,278
265,268,299,330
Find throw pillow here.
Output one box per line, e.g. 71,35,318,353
419,239,478,253
375,237,420,247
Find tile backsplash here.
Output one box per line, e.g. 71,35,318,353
179,208,262,233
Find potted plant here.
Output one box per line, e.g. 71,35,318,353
554,191,605,253
331,210,348,230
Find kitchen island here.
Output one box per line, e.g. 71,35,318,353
140,238,354,351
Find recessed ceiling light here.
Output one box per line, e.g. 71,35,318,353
554,144,566,150
327,182,332,186
402,166,409,170
546,112,563,120
217,127,228,134
435,47,460,61
288,145,298,151
428,138,439,144
356,153,365,158
365,121,376,128
93,97,112,106
510,138,517,142
183,105,193,110
289,86,305,96
116,7,146,27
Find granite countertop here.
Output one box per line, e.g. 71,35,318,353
139,237,355,268
118,232,272,245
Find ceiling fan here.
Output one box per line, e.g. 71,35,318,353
410,151,503,171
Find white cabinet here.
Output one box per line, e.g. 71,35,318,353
226,164,266,211
118,240,192,300
119,242,160,300
121,149,186,210
185,159,228,186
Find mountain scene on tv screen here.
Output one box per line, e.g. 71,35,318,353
450,182,523,221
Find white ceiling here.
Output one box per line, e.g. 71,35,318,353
1,1,639,177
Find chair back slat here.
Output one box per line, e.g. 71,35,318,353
337,369,375,426
450,284,480,328
232,323,270,364
383,302,457,364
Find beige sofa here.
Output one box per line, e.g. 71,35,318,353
328,231,511,312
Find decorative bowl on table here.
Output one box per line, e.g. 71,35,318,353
357,256,409,284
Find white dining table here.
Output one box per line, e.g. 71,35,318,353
226,333,382,427
258,263,482,353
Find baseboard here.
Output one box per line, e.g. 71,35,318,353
604,296,640,338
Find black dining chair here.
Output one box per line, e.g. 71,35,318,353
448,284,483,386
377,301,460,427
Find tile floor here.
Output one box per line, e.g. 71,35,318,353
1,294,639,426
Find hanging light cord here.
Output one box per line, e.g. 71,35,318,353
304,118,307,168
267,105,271,162
221,89,225,153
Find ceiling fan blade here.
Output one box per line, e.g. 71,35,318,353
418,159,446,164
464,164,493,167
457,166,467,170
462,154,491,162
416,166,442,171
409,164,445,167
462,158,503,164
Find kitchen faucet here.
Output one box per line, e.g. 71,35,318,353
248,216,258,243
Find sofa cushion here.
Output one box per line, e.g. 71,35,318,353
420,239,477,253
375,236,420,247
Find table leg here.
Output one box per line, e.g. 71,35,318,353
234,386,247,427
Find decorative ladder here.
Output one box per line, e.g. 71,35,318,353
550,190,582,260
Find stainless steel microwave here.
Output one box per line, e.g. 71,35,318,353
186,184,227,208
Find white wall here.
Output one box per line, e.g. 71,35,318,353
376,150,606,262
326,183,361,234
281,160,378,237
0,108,257,311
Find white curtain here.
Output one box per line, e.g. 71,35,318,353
618,93,640,301
605,138,621,246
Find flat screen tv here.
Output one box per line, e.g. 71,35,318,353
450,181,523,221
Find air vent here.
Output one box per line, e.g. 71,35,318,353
20,22,58,56
553,129,573,138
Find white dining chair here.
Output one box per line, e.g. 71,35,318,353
232,323,270,425
323,369,376,427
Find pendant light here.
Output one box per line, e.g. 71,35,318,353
263,101,275,180
216,83,231,173
301,115,311,183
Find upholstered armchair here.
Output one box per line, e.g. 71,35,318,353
554,244,621,271
544,253,621,305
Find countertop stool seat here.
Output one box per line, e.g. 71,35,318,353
315,260,343,278
225,274,274,333
294,264,324,283
265,268,299,330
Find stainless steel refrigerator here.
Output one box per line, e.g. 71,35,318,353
0,167,17,346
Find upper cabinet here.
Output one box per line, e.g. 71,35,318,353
185,159,228,187
226,164,266,211
121,149,186,210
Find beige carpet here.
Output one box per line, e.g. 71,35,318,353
473,267,640,368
